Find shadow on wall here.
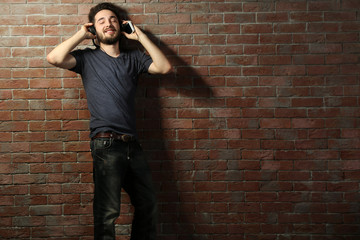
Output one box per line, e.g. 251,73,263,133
134,31,213,239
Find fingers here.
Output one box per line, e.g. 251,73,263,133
83,23,96,39
121,21,141,40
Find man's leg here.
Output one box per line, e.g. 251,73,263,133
123,142,157,240
91,138,129,240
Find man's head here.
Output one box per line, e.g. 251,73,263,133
88,2,127,25
88,3,128,46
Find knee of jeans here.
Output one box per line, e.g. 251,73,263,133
94,205,120,219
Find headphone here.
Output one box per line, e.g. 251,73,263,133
88,26,99,47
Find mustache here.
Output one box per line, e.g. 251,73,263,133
104,25,116,32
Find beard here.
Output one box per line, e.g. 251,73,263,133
97,29,121,45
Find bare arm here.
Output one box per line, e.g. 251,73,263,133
124,24,172,75
47,23,95,69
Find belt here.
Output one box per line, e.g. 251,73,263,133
92,132,135,142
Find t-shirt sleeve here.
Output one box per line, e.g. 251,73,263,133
136,50,153,74
69,49,84,74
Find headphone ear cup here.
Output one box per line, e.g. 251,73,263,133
88,26,96,35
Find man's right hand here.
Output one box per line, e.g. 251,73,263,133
82,23,97,40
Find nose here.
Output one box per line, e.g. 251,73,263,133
105,19,111,27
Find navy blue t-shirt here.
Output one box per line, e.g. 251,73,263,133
70,48,152,138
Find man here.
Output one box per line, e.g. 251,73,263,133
47,2,171,240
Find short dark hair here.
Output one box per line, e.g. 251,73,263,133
88,2,128,23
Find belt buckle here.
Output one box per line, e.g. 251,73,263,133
121,135,131,142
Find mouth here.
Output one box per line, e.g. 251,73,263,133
104,28,116,34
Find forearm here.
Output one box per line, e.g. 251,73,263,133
138,33,172,74
47,25,90,69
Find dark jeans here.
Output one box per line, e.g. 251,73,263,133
90,137,157,240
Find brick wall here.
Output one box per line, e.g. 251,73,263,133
1,0,359,239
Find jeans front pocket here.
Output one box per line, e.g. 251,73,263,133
92,138,113,150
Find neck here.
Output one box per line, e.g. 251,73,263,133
99,42,120,57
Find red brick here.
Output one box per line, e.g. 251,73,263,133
145,3,176,13
260,119,291,129
0,121,28,132
212,45,243,55
275,151,307,160
209,3,242,12
13,90,46,99
242,109,274,118
258,12,289,22
275,23,306,33
242,24,273,34
342,0,360,9
0,90,11,100
327,182,359,192
341,151,360,160
194,35,226,45
277,2,307,11
291,12,323,22
194,56,226,66
246,192,277,202
176,24,208,34
292,119,325,128
0,58,27,68
244,171,277,181
309,1,341,11
195,182,226,192
275,109,306,118
210,66,242,76
291,98,323,107
178,3,209,12
309,22,340,32
62,183,93,194
194,13,223,24
262,140,294,150
13,47,45,58
226,97,257,108
11,26,43,36
178,109,209,118
46,215,80,226
260,33,292,44
274,65,306,76
325,12,357,21
159,14,190,24
260,55,291,65
211,108,241,118
161,119,192,129
31,226,64,237
228,34,258,44
195,224,228,234
243,2,275,12
227,119,259,129
228,55,258,66
11,4,44,15
13,68,45,78
209,24,240,34
178,129,209,140
277,44,309,54
212,87,243,97
244,87,275,97
243,66,273,76
295,139,328,149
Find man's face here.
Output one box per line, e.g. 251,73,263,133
94,9,121,45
